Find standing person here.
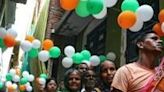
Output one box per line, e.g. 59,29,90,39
98,60,116,92
81,69,101,92
111,31,163,92
64,68,82,92
44,78,57,92
77,63,89,75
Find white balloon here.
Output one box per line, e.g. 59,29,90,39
22,71,29,78
129,17,144,32
90,55,100,66
25,82,31,87
161,22,164,32
12,75,20,82
32,39,41,49
26,85,33,92
7,28,17,38
12,83,18,90
106,52,116,61
93,2,107,19
9,69,16,77
20,41,32,52
136,5,154,22
0,27,7,38
105,0,118,8
62,57,73,68
64,46,75,57
5,81,12,87
39,78,46,85
28,74,34,82
38,50,49,62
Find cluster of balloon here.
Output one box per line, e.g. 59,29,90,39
62,45,102,68
60,0,118,19
153,9,164,37
0,27,17,48
4,70,34,92
118,0,154,32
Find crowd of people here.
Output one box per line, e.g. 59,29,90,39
40,30,163,92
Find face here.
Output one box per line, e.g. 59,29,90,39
78,63,88,73
100,61,116,85
84,70,96,88
68,71,81,91
47,80,57,92
38,83,45,91
140,33,163,52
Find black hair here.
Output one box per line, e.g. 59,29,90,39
45,77,57,89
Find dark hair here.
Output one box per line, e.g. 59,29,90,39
45,77,57,89
64,68,81,91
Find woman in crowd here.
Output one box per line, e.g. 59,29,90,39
64,68,82,92
44,78,57,92
98,60,116,92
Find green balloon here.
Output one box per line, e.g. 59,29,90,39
6,73,12,81
99,55,106,62
121,0,139,12
81,50,91,60
49,46,61,58
0,82,3,89
0,38,5,48
20,77,28,85
72,53,84,64
75,0,90,17
87,0,103,14
28,48,38,58
40,73,48,79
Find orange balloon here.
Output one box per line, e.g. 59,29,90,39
8,85,14,92
42,39,54,50
25,35,35,42
153,23,164,37
60,0,79,11
158,9,164,23
3,34,16,47
19,85,26,91
117,11,136,29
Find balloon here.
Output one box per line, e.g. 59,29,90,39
32,39,41,49
161,22,164,32
0,38,5,48
7,28,17,38
5,81,12,87
64,45,75,57
72,53,84,64
87,0,104,14
62,57,73,68
42,39,54,50
28,74,34,82
38,50,49,62
40,74,48,79
0,82,3,89
159,9,164,23
153,23,164,37
25,35,35,42
117,11,136,29
106,52,116,61
3,34,16,47
105,0,118,8
80,50,91,60
82,60,90,66
12,83,18,90
93,0,107,19
75,0,90,17
121,0,139,12
22,71,29,78
38,78,46,85
12,75,20,82
0,27,7,38
99,55,106,62
20,77,28,85
9,69,16,77
28,48,38,58
90,55,100,66
60,0,79,11
20,41,32,52
26,85,32,92
49,46,61,58
19,85,26,91
129,18,144,32
7,85,14,92
136,5,154,22
6,73,12,81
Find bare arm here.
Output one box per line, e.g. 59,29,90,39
111,87,123,92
